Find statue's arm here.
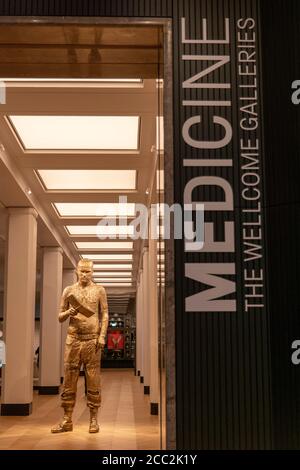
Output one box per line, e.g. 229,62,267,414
98,286,109,346
58,287,71,323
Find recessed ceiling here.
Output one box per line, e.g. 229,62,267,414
0,23,163,79
156,116,164,151
75,241,133,250
66,225,135,236
94,277,132,282
96,282,132,287
54,202,136,217
93,264,132,270
37,170,137,191
0,75,161,292
157,170,164,191
92,271,132,276
83,254,133,261
159,225,165,236
8,115,140,151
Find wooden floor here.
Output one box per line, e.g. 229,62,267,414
0,369,160,450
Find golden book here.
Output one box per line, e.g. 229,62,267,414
67,294,94,318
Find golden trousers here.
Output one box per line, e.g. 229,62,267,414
61,334,101,410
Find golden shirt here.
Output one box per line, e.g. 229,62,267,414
59,282,109,340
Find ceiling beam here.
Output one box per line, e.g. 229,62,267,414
0,24,162,48
0,91,158,115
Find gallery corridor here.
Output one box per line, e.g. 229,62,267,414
0,369,159,450
0,22,166,450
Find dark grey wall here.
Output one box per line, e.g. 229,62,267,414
173,0,272,450
0,0,173,17
260,0,300,450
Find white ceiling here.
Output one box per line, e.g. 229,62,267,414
0,79,160,302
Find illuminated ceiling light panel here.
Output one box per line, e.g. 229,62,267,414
93,264,132,270
83,254,133,261
93,272,132,277
75,241,133,250
157,225,165,237
95,280,132,284
156,170,164,191
94,276,132,279
155,224,166,237
66,225,135,236
97,283,132,286
9,115,140,150
97,280,132,284
54,203,135,217
155,203,166,217
94,278,132,282
37,170,136,191
156,116,164,151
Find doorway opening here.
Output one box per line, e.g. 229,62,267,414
0,18,173,450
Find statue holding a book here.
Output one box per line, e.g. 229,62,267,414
51,258,109,434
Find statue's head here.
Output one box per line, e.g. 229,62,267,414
76,259,93,286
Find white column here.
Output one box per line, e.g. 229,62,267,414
60,269,76,379
135,278,141,376
39,247,63,394
139,269,144,382
142,248,150,394
135,279,139,375
149,228,160,415
1,208,38,415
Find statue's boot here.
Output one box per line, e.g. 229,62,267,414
51,409,73,433
89,408,99,433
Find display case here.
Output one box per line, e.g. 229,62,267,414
102,313,136,368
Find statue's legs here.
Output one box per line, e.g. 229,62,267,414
51,335,81,433
82,338,101,432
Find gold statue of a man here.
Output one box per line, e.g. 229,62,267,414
51,259,108,433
